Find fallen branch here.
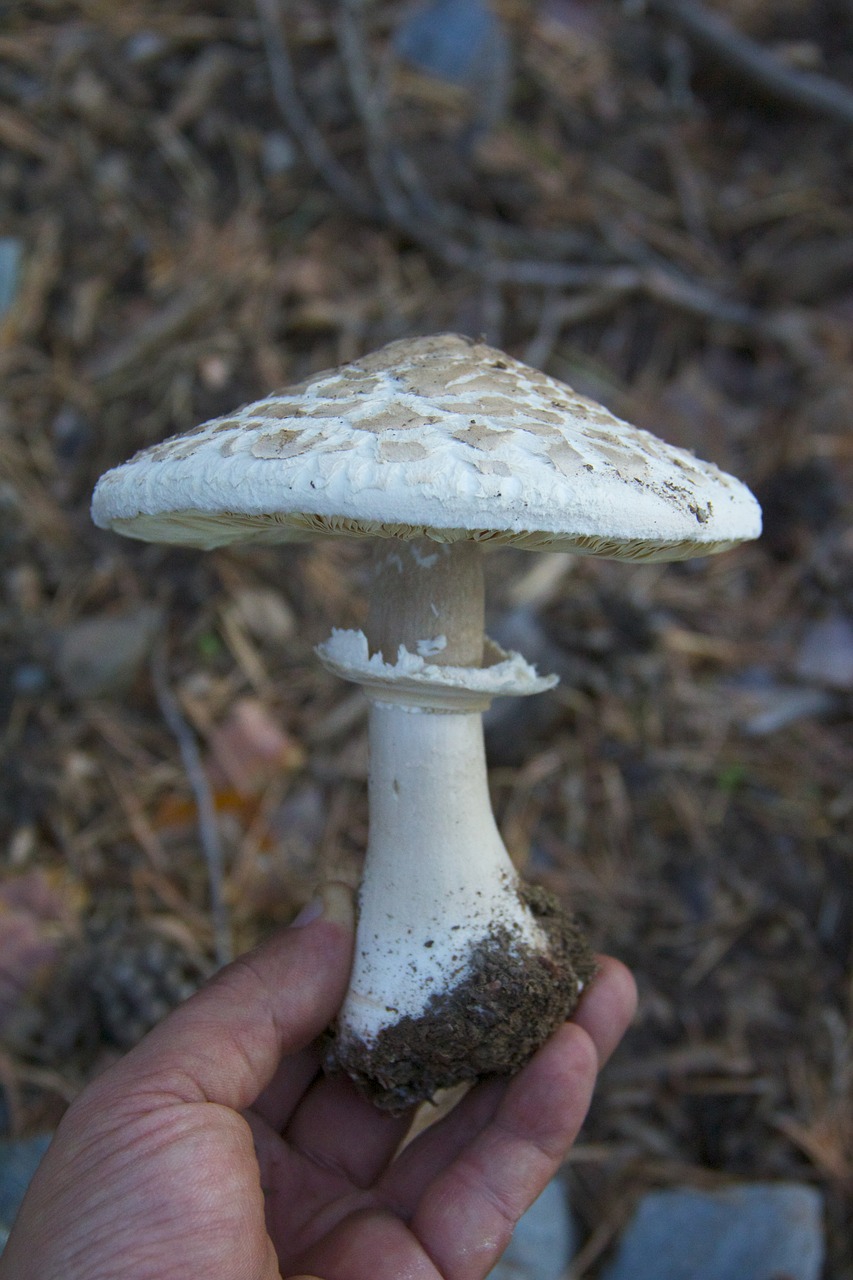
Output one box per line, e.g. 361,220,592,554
648,0,853,128
254,0,381,220
151,643,232,969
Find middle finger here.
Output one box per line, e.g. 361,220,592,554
285,1071,413,1188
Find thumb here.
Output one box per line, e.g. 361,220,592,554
100,881,355,1111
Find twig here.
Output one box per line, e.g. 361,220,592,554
524,289,633,369
253,0,380,220
336,0,495,268
336,0,411,225
85,281,218,384
648,0,853,128
336,1,617,280
151,643,232,968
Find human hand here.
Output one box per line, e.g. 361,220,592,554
0,883,636,1280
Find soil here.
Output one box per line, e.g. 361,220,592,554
328,883,597,1112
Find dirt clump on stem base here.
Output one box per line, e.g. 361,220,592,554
329,883,597,1113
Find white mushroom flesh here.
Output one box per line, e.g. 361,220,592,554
339,701,546,1044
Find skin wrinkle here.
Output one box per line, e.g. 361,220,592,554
435,1154,520,1243
377,1082,506,1210
226,949,294,1034
282,1077,410,1190
260,1152,387,1267
287,1128,382,1192
415,1224,479,1280
286,1179,368,1246
144,1034,257,1105
250,1046,326,1132
297,1209,436,1280
62,1103,227,1217
439,1101,563,1232
61,1220,139,1280
31,1107,264,1280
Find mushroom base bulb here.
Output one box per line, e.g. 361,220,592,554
329,884,596,1113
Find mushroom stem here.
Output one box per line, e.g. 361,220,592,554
338,702,543,1046
326,537,595,1111
365,538,485,667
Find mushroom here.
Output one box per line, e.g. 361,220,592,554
91,333,762,1110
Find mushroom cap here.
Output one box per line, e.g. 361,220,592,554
91,333,761,561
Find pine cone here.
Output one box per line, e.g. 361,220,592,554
85,921,212,1049
19,919,212,1065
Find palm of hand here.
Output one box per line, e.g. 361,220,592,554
250,1022,599,1279
0,895,635,1280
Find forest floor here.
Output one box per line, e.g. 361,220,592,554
1,1,851,1273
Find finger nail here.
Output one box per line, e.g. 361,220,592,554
291,896,324,928
290,881,354,930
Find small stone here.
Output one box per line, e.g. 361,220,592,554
231,586,296,644
600,1183,825,1280
54,604,163,698
741,684,836,736
392,0,511,140
796,611,853,690
394,0,503,85
12,665,48,696
0,239,23,319
261,131,297,178
488,1177,577,1280
51,406,93,462
123,30,165,63
0,1134,52,1229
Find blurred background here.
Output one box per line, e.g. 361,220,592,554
0,0,851,1274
